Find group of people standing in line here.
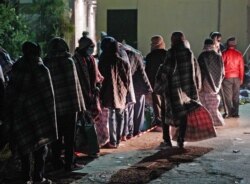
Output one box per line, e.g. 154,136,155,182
0,30,245,184
146,31,244,148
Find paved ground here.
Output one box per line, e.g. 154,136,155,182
1,103,250,184
71,103,250,184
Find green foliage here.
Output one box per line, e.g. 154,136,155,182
0,1,74,58
32,0,74,53
0,4,30,59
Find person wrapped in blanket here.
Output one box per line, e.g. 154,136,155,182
197,38,225,126
155,32,201,148
98,37,131,148
120,43,152,140
73,34,104,157
73,34,104,120
44,37,85,172
4,41,57,183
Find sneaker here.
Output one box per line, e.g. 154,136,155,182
121,136,127,141
33,178,52,184
103,142,118,149
160,141,172,148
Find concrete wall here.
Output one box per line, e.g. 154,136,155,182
96,0,249,58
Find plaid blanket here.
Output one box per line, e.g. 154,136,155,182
44,53,85,118
171,105,216,142
4,58,57,156
199,91,224,126
156,45,201,119
95,108,109,147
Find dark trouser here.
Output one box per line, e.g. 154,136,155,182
21,145,48,182
133,95,145,136
178,115,187,141
219,86,228,115
123,103,134,137
51,113,77,169
222,78,241,116
161,96,171,142
109,108,125,146
152,92,163,125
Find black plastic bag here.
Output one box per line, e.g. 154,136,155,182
75,111,100,154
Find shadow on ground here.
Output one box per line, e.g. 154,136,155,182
108,146,213,184
0,146,212,184
0,155,95,184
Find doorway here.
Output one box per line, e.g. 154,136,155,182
107,9,137,49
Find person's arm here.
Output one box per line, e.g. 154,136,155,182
239,54,245,85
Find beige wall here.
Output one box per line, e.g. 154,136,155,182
97,0,249,58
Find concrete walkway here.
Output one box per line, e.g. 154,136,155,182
72,103,250,184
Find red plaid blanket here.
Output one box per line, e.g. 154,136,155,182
171,106,216,142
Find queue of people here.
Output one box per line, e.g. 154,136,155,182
0,30,246,183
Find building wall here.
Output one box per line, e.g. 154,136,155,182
97,0,249,58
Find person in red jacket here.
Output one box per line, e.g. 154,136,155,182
222,37,245,118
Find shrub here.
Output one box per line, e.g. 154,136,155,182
0,4,30,59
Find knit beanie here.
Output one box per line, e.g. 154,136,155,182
78,36,94,50
150,35,165,50
226,37,237,47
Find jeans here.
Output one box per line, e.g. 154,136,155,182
152,92,164,124
109,108,125,146
123,103,134,137
133,95,145,136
